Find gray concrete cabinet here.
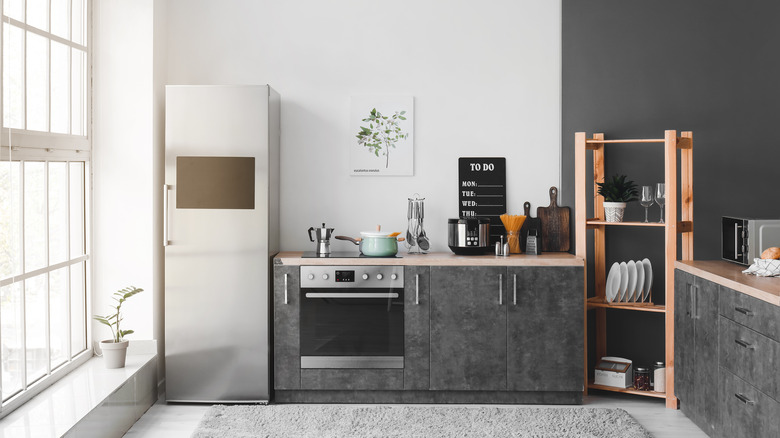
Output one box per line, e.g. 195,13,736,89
507,266,584,392
404,266,431,390
673,269,720,436
675,267,780,438
273,265,300,390
429,266,507,390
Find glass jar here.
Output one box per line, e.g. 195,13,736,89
633,367,651,391
653,361,666,393
507,230,521,254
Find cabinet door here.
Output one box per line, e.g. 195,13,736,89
430,266,507,390
674,269,694,408
506,266,583,391
273,265,300,389
404,266,431,390
692,277,720,435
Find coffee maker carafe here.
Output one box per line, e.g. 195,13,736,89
308,223,335,255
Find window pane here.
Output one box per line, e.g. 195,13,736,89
49,162,68,264
4,0,23,21
51,42,70,134
51,0,70,40
0,161,22,279
71,49,86,136
24,162,46,271
69,162,85,257
26,275,47,383
70,263,86,355
1,282,24,401
27,32,49,132
72,0,85,45
27,0,49,32
3,24,24,129
50,268,68,369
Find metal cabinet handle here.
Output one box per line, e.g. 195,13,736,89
284,273,289,304
163,184,170,246
689,284,698,319
734,339,755,350
499,274,503,305
734,223,739,258
734,393,755,405
735,307,753,316
513,274,517,306
415,274,420,305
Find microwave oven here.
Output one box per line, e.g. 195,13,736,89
722,216,780,265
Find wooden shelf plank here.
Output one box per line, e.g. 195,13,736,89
586,139,665,144
585,220,692,232
587,297,666,313
588,381,668,399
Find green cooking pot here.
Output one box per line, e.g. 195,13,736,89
335,232,400,257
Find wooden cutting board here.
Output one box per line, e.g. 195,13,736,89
536,186,571,252
519,201,541,253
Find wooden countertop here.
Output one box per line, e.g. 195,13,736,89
675,260,780,306
274,251,584,267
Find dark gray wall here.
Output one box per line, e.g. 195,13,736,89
562,1,780,371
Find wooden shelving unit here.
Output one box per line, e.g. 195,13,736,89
575,130,693,409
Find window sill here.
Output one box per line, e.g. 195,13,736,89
0,340,157,437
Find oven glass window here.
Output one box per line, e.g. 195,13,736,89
300,288,404,357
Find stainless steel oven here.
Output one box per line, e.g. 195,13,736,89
299,265,404,369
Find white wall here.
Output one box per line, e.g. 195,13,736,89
164,0,562,252
92,0,157,341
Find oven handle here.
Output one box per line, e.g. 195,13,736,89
305,292,399,299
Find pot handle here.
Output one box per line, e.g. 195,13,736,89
308,227,315,242
334,235,361,245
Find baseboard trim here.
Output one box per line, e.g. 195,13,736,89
274,390,582,404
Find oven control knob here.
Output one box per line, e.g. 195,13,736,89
308,274,315,280
362,273,369,280
376,273,384,280
391,273,398,280
322,274,329,280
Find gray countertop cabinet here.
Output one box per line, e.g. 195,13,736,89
506,266,583,392
404,266,431,390
273,265,300,390
429,266,507,391
674,269,720,436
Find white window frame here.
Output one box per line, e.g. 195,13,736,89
0,0,91,418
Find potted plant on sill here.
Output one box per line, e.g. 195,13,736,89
93,286,143,369
596,174,638,222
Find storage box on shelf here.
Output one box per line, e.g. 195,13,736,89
574,130,693,408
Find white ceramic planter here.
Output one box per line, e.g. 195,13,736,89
603,202,627,222
101,339,129,368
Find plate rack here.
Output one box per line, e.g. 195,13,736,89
574,130,693,409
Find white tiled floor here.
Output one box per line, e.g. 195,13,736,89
124,392,708,438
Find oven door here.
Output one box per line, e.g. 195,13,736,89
299,288,404,369
722,217,748,265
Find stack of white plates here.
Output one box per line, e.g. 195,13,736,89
606,258,652,303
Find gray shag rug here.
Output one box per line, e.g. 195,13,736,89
192,405,652,438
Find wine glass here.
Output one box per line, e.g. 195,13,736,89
640,186,654,223
655,183,666,223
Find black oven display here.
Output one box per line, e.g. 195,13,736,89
335,270,355,282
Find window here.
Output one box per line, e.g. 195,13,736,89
0,0,90,415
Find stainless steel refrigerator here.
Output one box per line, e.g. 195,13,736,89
164,85,280,402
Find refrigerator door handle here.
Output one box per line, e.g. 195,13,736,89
163,184,170,246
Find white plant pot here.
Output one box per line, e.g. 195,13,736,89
101,339,129,368
603,202,627,222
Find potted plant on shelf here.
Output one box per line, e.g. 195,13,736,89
596,174,638,222
93,286,143,369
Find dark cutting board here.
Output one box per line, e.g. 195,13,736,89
519,201,541,253
536,186,571,252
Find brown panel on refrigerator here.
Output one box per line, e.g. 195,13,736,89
176,156,255,209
